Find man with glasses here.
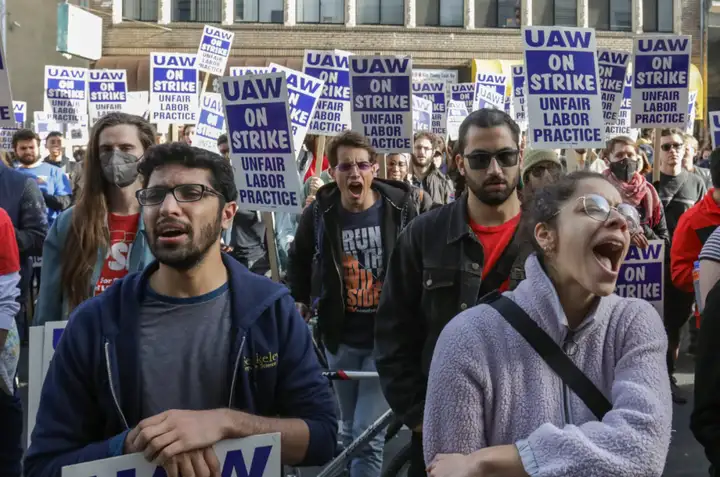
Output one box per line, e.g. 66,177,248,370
520,149,564,198
375,108,528,477
410,131,454,204
288,131,432,477
26,143,337,477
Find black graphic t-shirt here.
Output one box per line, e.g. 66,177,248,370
338,200,384,349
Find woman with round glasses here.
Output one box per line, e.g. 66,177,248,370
422,171,671,477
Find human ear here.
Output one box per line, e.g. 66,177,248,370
534,222,557,256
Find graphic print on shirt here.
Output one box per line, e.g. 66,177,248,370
94,214,140,295
342,225,384,313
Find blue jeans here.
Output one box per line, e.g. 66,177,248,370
0,388,23,477
326,345,388,477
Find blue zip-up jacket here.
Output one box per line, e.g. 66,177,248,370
25,254,337,477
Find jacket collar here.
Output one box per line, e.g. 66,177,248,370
446,192,473,244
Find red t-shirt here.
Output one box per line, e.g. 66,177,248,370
94,213,140,296
469,214,520,292
0,208,19,275
303,155,330,182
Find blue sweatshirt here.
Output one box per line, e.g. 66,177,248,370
25,254,337,477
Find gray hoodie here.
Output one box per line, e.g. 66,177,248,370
423,254,671,476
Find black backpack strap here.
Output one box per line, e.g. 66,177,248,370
484,293,613,420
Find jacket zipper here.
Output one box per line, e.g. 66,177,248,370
228,335,247,407
104,341,129,429
561,330,575,425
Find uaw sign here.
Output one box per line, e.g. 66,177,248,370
412,81,447,136
88,69,128,125
61,435,281,477
44,66,88,124
597,49,630,124
614,240,665,317
196,25,234,76
511,65,527,130
303,50,353,136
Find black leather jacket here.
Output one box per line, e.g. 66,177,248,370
374,193,527,428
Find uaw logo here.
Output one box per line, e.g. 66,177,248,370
243,352,279,372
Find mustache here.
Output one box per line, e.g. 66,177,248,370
154,219,191,233
482,176,507,186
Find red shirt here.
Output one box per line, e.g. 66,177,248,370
303,155,330,182
0,208,19,275
469,214,520,291
94,213,140,296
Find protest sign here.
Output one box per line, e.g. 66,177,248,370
303,49,353,136
412,81,447,136
220,72,303,214
710,112,720,149
412,94,432,132
0,102,27,152
473,72,507,110
194,92,225,153
149,53,199,124
196,25,234,76
631,35,691,128
450,83,475,112
14,101,26,125
0,45,13,129
605,74,638,142
65,114,90,147
33,111,64,141
412,68,458,85
511,65,527,129
614,240,664,317
62,434,281,477
28,321,67,446
268,63,324,157
88,69,128,125
349,55,412,153
446,99,469,141
44,66,88,123
523,26,605,149
597,49,630,125
685,90,697,134
125,91,149,118
230,66,271,76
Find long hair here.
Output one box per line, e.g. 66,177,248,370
61,113,155,311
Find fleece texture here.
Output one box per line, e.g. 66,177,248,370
423,254,672,477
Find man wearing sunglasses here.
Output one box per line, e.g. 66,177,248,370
520,149,564,198
26,143,338,477
375,108,527,477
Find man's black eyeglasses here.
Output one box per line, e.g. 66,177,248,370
660,143,683,152
136,184,222,206
464,149,520,170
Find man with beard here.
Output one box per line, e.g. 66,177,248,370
25,143,337,477
410,131,454,204
375,108,527,477
12,129,72,226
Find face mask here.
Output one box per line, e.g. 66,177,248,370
609,158,638,182
100,150,140,188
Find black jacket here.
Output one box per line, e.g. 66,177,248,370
411,164,454,205
374,193,526,429
287,179,434,354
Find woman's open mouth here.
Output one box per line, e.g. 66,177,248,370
592,239,625,276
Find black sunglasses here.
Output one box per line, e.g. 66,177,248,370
464,149,520,170
136,184,222,206
661,143,684,152
529,163,562,178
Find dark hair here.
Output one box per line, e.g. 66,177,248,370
46,131,63,141
640,128,654,140
520,171,612,257
660,128,684,139
217,134,228,146
457,109,520,155
709,148,720,188
138,142,238,202
413,131,436,145
183,124,195,133
327,130,376,168
605,136,639,157
11,129,40,150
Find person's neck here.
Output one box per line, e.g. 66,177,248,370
107,181,142,215
342,190,379,213
660,165,682,177
49,154,63,163
546,264,597,330
149,248,228,299
17,159,41,169
467,189,521,227
412,162,432,181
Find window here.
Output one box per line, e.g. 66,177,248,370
236,0,284,22
173,0,221,21
123,0,158,20
474,0,520,27
416,0,463,26
532,0,576,26
643,0,673,32
356,0,404,25
297,0,345,22
588,0,631,30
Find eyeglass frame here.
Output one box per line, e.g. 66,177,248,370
135,183,223,207
552,194,640,232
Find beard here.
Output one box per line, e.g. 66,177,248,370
466,172,518,206
412,154,431,168
150,211,223,271
16,154,38,166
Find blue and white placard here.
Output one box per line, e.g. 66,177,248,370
196,25,234,76
149,53,199,124
511,65,527,129
685,90,697,135
0,101,27,151
194,93,225,153
303,49,353,136
446,99,469,141
13,101,26,126
44,66,88,124
473,72,507,110
268,63,324,158
597,49,630,125
710,112,720,150
33,111,64,141
412,69,459,85
220,73,303,214
88,69,128,125
230,66,271,76
61,435,281,477
450,83,475,113
523,26,605,149
349,55,412,153
412,94,432,132
614,240,665,317
412,81,447,136
606,74,638,141
631,35,691,128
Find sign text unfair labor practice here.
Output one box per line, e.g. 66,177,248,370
44,66,88,124
150,53,199,124
221,72,303,214
196,25,234,76
303,50,352,135
523,27,605,149
631,35,691,128
350,56,413,154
